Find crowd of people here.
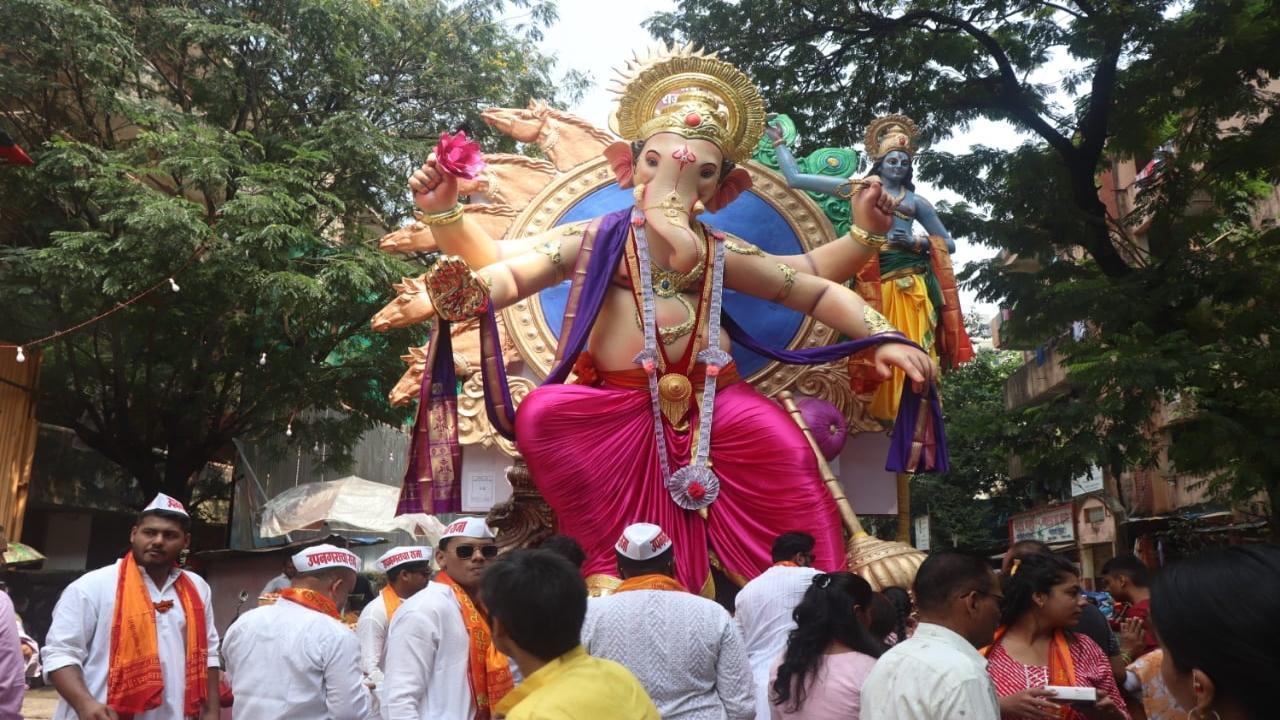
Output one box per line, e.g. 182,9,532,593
17,492,1280,719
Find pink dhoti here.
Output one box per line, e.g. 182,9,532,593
515,364,845,594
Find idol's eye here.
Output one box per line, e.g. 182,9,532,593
645,152,659,168
700,166,716,178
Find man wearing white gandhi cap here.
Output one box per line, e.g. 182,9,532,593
223,543,373,719
382,517,514,720
581,523,754,720
43,493,221,720
356,546,432,717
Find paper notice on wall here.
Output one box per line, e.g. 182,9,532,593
465,473,495,511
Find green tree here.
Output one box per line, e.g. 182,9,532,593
0,0,580,509
912,349,1027,550
650,0,1280,534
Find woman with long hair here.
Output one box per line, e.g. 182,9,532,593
984,552,1128,719
769,572,883,719
1150,544,1280,720
881,586,916,646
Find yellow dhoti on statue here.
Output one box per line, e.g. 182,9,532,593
869,273,938,421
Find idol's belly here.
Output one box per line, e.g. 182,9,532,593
586,284,732,372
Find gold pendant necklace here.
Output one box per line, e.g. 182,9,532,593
650,225,706,298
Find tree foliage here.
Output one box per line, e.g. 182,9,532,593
650,0,1280,533
0,0,579,508
912,349,1026,550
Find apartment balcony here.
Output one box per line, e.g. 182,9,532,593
1004,345,1070,411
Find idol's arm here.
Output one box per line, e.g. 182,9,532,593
773,141,848,196
426,214,502,267
742,233,877,284
914,197,957,253
723,251,936,383
716,174,893,284
471,223,588,310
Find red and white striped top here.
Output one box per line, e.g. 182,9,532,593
986,633,1130,719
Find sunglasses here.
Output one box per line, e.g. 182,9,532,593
454,544,498,560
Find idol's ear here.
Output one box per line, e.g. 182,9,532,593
706,167,753,213
603,141,635,189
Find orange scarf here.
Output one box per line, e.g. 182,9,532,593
381,584,404,622
983,626,1078,719
278,587,340,619
615,573,688,593
108,553,208,719
436,572,513,720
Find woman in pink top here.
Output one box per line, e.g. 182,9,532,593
769,572,882,719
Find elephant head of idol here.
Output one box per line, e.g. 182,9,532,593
604,48,765,261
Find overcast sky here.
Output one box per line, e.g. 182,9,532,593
529,0,1041,317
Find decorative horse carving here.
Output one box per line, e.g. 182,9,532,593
481,100,613,172
457,154,558,208
371,275,433,331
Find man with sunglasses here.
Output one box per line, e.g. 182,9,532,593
382,518,512,720
357,546,432,718
732,531,822,720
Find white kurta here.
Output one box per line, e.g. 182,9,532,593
356,592,397,720
356,594,392,685
380,582,474,720
860,622,1001,720
582,590,755,720
222,596,372,720
733,565,820,720
42,560,220,720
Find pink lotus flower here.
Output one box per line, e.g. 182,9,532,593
434,131,486,180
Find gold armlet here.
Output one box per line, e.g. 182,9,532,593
773,263,797,302
534,238,565,283
725,239,765,257
424,256,491,321
420,203,465,226
863,305,897,335
850,224,888,250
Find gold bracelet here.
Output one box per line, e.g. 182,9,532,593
420,203,464,226
850,224,888,250
534,239,565,284
863,305,897,335
773,263,797,302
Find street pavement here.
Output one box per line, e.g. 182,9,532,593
22,686,57,719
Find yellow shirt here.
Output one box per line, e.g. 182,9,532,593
495,645,660,720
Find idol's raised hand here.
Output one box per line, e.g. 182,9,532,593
409,153,459,214
851,175,897,236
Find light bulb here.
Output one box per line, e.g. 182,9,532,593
259,352,267,366
168,278,180,292
285,423,293,437
15,346,25,363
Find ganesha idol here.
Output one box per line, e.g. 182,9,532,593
400,47,949,596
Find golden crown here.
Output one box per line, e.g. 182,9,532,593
609,44,765,163
865,114,921,160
